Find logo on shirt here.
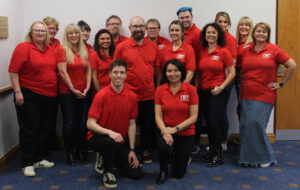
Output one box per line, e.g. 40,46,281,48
177,54,185,60
263,53,271,58
158,44,165,50
180,94,189,102
243,44,250,49
212,55,220,61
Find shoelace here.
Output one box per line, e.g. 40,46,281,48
106,172,116,182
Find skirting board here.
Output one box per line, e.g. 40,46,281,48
0,133,276,171
276,130,300,140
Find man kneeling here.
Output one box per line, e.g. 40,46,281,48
87,60,143,188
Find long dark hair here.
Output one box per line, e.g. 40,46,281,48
161,59,186,85
201,23,225,48
93,29,115,60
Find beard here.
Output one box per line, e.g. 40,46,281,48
132,30,145,41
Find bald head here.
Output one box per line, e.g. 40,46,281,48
129,16,146,42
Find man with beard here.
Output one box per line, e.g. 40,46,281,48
114,16,160,164
177,7,201,60
106,15,128,47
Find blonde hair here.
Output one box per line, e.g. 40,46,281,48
236,16,253,45
62,24,88,64
43,16,59,30
24,21,50,46
252,22,271,43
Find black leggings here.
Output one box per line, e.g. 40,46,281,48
88,134,143,179
156,129,193,178
198,89,226,152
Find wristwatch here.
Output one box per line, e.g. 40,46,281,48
279,82,284,88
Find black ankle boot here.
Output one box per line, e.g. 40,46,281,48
67,151,75,166
156,170,168,185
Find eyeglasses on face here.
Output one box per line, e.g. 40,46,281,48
131,25,145,29
32,29,46,33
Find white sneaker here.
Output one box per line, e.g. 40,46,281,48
95,152,103,174
34,160,55,168
206,146,210,151
260,163,271,168
23,166,35,177
222,143,228,151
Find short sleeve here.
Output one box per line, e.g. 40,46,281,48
185,44,196,71
55,46,67,63
274,45,290,65
189,85,199,105
155,86,163,105
88,92,104,120
9,43,30,73
91,51,98,70
223,49,234,67
129,94,138,119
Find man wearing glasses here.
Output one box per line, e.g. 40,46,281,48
114,16,160,164
106,15,128,47
146,19,171,52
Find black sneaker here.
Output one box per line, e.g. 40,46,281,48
95,152,103,174
140,150,152,164
191,144,200,154
206,150,223,167
103,172,117,189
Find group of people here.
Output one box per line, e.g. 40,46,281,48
8,6,296,189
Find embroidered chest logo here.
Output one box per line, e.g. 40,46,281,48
177,54,185,60
158,44,165,50
212,55,220,61
263,53,271,58
180,94,189,102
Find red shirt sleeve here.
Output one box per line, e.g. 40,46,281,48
9,43,30,73
154,86,163,105
130,94,138,119
185,45,196,71
189,85,199,105
91,51,98,70
55,46,67,63
223,49,234,67
226,32,238,59
88,92,104,120
274,45,291,65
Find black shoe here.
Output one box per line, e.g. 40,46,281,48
67,151,75,166
156,170,168,185
103,172,117,189
206,151,223,167
78,150,88,164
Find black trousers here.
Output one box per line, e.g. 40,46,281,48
88,134,143,179
156,129,193,178
137,100,155,151
198,89,226,152
60,93,88,151
15,87,57,167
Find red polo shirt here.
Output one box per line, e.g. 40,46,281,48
160,42,196,71
114,35,128,47
198,46,234,90
147,35,171,52
50,38,60,49
56,46,88,94
240,43,290,104
114,37,159,101
87,85,138,140
225,31,237,59
184,24,202,61
9,42,57,97
91,50,112,88
155,82,198,136
237,40,251,67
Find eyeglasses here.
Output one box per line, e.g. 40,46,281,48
131,25,145,29
67,31,80,35
107,23,121,26
147,27,159,30
32,29,46,33
48,27,58,31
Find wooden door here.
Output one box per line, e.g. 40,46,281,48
276,0,300,140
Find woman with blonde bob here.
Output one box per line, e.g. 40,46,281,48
43,16,60,48
239,22,296,167
9,21,57,177
56,24,91,166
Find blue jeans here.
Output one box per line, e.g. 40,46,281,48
238,99,276,164
60,93,88,151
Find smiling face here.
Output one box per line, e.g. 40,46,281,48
178,11,193,30
81,28,90,42
169,24,183,42
47,23,58,38
253,26,268,43
205,26,218,45
31,23,47,44
166,63,181,84
67,28,80,46
238,22,251,37
216,16,229,32
146,22,160,40
129,17,146,41
98,32,111,50
110,65,127,88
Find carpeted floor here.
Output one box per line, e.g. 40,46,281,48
1,141,300,190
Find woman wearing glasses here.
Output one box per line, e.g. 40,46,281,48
56,24,91,166
43,16,60,48
9,21,57,177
